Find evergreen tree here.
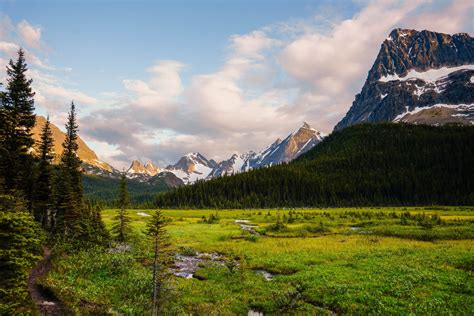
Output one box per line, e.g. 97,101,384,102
33,116,54,228
55,102,83,234
0,49,36,197
146,210,172,316
112,174,131,242
0,194,43,313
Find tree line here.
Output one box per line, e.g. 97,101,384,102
0,50,170,314
154,123,474,209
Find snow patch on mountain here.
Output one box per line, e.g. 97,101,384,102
393,103,474,122
379,65,474,83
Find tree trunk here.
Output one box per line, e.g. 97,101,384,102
151,234,159,316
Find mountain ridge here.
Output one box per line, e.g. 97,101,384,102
126,122,326,184
335,28,474,130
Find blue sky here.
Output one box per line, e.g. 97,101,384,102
2,0,361,94
0,0,472,168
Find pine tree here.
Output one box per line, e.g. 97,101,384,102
33,116,55,228
1,49,36,196
146,210,172,316
112,174,131,242
0,194,43,313
55,102,83,234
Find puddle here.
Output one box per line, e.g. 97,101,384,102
137,212,151,217
172,252,226,279
235,219,251,223
350,226,361,231
254,269,275,281
241,224,258,233
235,220,259,234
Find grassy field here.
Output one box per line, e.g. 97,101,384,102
43,207,474,315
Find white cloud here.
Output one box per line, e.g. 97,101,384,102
17,20,42,49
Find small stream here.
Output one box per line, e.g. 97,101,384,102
172,252,226,279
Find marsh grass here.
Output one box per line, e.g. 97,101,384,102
42,207,474,314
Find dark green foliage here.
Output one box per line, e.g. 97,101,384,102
55,102,83,234
0,194,44,314
50,102,109,247
112,174,132,242
147,210,173,315
155,124,474,208
0,49,36,200
33,116,54,228
83,174,169,207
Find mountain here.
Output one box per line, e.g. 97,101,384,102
126,160,161,182
251,122,326,167
335,29,474,130
211,122,326,177
32,116,119,176
125,122,326,183
210,152,256,177
165,153,218,184
154,123,474,209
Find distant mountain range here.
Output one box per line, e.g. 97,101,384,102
125,122,326,185
335,28,474,130
32,116,325,187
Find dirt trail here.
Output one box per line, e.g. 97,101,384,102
28,246,69,315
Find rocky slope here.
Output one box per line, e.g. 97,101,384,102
32,116,119,176
165,153,218,184
335,28,474,130
211,122,326,177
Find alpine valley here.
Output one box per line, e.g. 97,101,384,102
2,2,474,313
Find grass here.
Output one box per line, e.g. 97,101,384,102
43,207,474,314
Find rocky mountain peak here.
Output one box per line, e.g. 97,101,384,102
335,28,474,130
367,28,474,83
127,160,161,177
32,115,116,174
127,160,146,173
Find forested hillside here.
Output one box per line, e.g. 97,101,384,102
155,123,474,208
83,175,168,207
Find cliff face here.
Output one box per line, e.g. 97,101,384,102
335,29,474,130
32,116,115,173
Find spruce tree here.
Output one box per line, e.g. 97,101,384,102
0,194,43,313
112,174,131,242
55,102,83,234
33,116,54,228
1,49,36,196
146,210,172,315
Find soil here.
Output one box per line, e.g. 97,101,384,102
28,246,69,315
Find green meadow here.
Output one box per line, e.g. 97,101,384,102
43,207,474,315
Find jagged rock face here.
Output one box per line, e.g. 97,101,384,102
211,122,325,177
127,160,160,177
128,160,146,173
32,116,117,174
210,152,257,177
251,122,325,167
144,162,160,176
168,153,218,174
335,29,474,130
149,171,184,187
165,153,218,184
